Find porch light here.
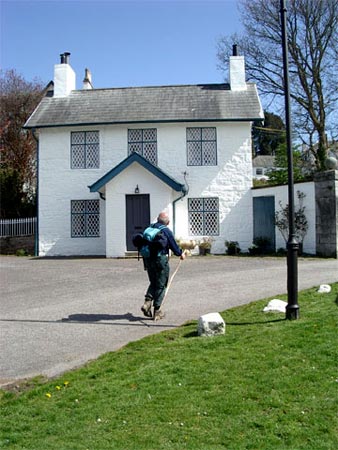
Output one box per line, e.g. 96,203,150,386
134,185,140,194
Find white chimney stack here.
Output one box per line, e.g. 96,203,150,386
82,68,93,90
229,44,246,91
54,52,76,98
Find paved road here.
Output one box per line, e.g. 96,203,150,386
1,255,337,386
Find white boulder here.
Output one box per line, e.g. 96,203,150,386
198,312,225,337
263,299,287,313
317,284,331,293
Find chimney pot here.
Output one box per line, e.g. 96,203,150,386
82,68,93,90
232,44,238,56
60,52,71,64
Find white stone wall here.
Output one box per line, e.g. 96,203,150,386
252,182,316,254
38,121,254,257
38,128,106,256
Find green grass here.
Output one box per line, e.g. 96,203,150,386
1,285,338,450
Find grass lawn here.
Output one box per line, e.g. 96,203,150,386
1,284,337,450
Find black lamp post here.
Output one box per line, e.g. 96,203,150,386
280,0,300,319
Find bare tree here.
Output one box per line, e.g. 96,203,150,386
0,70,45,217
217,0,338,170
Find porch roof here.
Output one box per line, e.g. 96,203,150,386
88,152,186,193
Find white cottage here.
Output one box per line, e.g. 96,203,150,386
24,51,263,257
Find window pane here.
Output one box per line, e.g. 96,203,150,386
205,211,219,235
143,142,157,165
71,132,85,145
72,215,86,237
189,212,204,235
86,143,100,168
128,129,142,142
202,127,216,140
188,198,203,211
187,141,201,166
129,143,142,155
204,197,219,211
143,129,156,141
71,146,85,168
87,214,100,236
86,131,99,144
202,141,217,165
86,200,100,214
187,128,201,140
71,200,86,213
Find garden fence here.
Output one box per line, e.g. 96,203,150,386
0,217,37,237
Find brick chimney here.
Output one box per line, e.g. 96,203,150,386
229,44,246,91
54,52,76,97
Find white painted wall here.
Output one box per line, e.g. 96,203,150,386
252,182,316,254
38,121,254,257
38,128,106,256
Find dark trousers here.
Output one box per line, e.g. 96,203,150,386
144,255,170,309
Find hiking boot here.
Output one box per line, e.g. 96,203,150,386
153,308,165,322
141,299,153,318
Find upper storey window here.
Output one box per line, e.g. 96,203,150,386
71,131,100,169
187,127,217,166
128,128,157,166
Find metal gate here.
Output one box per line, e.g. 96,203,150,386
253,196,275,252
126,194,150,251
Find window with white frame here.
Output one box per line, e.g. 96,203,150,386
188,197,219,236
128,128,157,165
187,127,217,166
71,131,100,169
71,200,100,237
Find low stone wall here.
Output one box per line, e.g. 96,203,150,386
0,236,35,255
315,170,338,258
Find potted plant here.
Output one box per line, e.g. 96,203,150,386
198,237,213,255
225,240,241,255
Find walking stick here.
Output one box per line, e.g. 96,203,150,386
161,252,185,309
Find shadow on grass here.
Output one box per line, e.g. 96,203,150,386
226,318,286,325
182,318,286,338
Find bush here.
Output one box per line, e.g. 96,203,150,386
249,236,272,255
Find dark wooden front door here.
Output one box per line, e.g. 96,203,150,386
126,194,150,251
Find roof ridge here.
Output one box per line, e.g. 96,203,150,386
72,82,231,93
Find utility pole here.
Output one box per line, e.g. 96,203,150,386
280,0,300,319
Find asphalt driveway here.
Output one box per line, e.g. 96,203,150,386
1,255,337,386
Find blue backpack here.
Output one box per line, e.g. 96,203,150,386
132,224,168,258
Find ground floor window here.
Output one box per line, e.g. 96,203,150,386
188,197,219,236
71,200,100,237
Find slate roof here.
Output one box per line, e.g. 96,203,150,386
24,83,263,129
252,155,276,168
89,152,186,193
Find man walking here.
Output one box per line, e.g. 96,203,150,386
141,211,185,321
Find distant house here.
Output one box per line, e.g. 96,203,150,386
252,155,276,180
24,51,263,257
